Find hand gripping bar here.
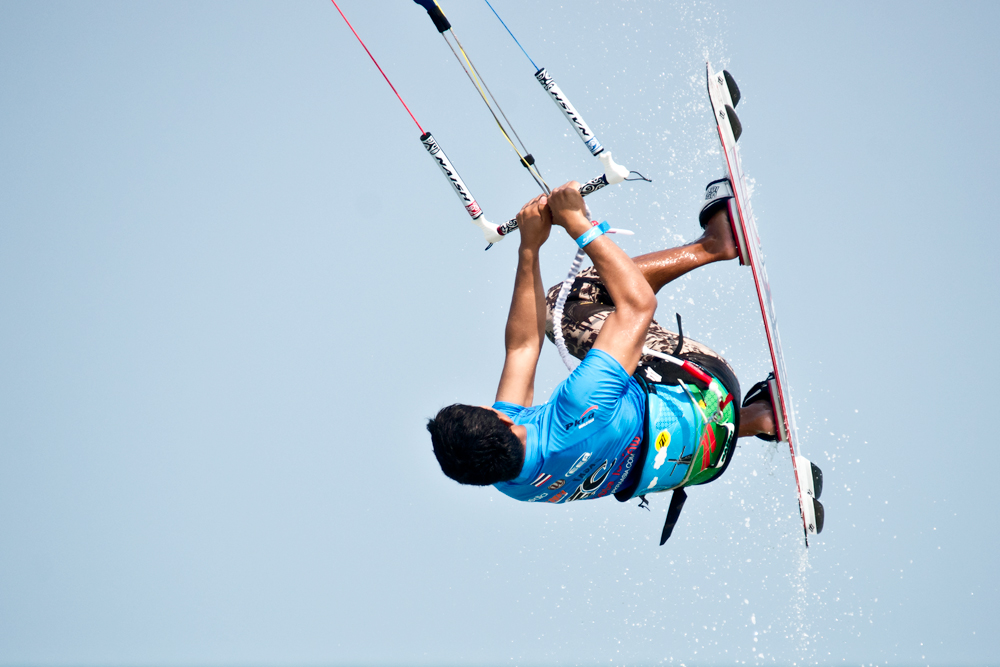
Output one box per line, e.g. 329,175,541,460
421,132,628,247
494,173,614,240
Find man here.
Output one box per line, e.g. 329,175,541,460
427,178,776,507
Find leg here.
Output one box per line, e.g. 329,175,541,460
543,206,774,439
632,207,738,294
637,206,775,437
543,208,739,362
544,207,738,360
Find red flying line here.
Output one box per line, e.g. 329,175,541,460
329,0,425,135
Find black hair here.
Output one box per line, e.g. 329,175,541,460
427,404,524,486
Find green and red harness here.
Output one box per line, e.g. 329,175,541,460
616,356,739,544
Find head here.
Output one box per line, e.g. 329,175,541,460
427,404,524,486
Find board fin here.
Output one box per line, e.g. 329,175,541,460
811,461,823,499
726,104,742,142
723,70,741,107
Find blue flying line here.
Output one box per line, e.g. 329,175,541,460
482,0,539,71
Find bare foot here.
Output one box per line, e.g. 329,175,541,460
698,207,738,262
738,400,776,439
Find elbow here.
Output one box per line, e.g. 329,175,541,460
634,286,658,320
640,294,658,327
620,289,657,324
639,290,658,319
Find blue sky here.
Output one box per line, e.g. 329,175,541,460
1,1,998,665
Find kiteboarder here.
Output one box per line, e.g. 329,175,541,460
427,179,776,504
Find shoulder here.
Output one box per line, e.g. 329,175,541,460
552,349,633,410
492,401,527,420
578,348,630,377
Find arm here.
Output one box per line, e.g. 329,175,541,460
495,195,552,407
548,182,656,375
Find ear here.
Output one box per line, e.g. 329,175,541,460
495,411,515,426
480,405,515,427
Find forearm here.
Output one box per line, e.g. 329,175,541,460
504,245,546,354
494,193,551,407
562,213,655,314
557,212,655,374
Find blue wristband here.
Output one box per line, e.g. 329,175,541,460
576,221,610,248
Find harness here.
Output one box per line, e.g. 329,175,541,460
615,352,739,545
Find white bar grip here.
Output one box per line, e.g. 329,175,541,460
535,68,604,156
534,70,634,186
420,132,503,244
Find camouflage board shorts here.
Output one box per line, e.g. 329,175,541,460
544,266,742,403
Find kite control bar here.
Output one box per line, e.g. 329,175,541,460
411,0,647,248
493,171,624,239
421,132,627,247
334,0,649,250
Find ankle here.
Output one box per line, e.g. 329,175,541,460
738,401,775,438
700,209,738,262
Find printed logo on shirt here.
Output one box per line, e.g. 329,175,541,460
546,490,568,503
566,458,615,502
548,479,566,490
609,436,642,495
531,473,553,487
565,452,592,477
572,462,597,481
564,406,599,430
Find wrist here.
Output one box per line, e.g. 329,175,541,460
560,213,594,240
517,242,541,259
575,221,610,248
553,209,588,229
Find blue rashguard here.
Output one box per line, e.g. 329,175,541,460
493,349,646,504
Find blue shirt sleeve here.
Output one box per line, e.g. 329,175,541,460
547,349,633,451
492,401,526,420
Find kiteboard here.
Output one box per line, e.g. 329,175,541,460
705,62,824,546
